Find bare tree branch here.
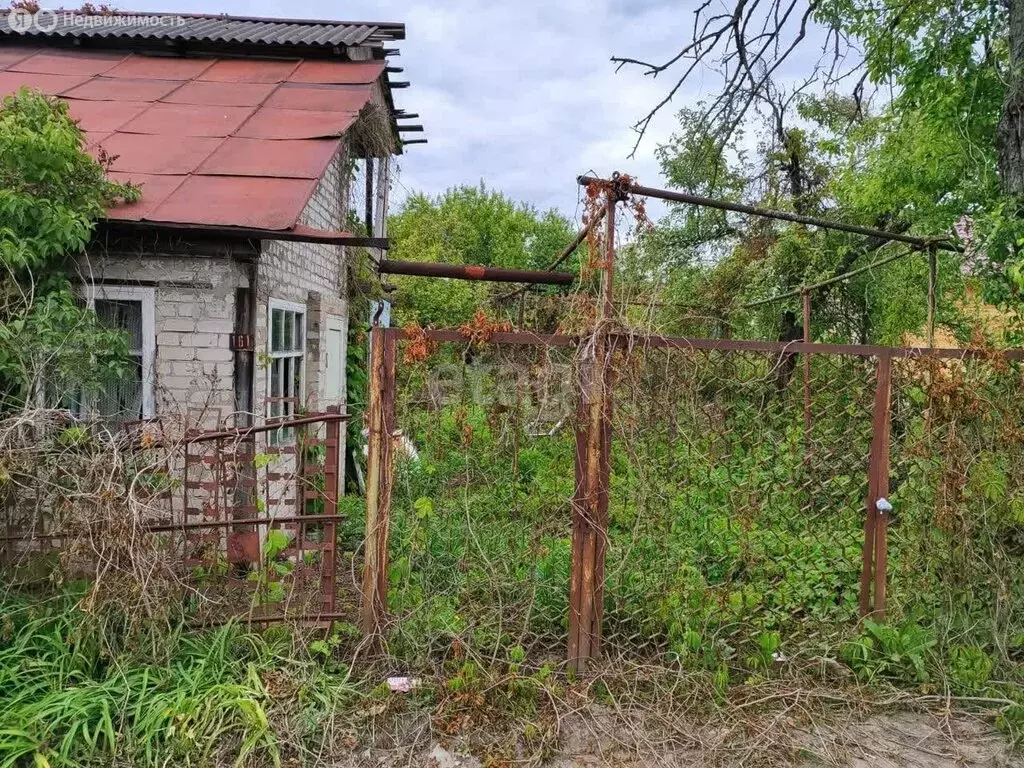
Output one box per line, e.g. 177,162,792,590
612,0,860,157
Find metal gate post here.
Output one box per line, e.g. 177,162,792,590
360,326,397,637
321,405,341,614
568,192,616,673
859,352,892,618
802,289,812,442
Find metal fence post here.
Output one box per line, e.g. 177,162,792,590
360,324,396,637
802,289,812,442
859,352,892,618
569,192,616,673
322,405,341,615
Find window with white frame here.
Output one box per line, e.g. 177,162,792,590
85,285,156,421
267,299,306,437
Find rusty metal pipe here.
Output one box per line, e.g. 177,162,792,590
493,208,606,303
578,176,961,253
379,260,575,285
187,412,350,443
146,514,347,533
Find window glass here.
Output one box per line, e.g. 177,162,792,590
271,309,284,352
96,299,143,352
94,299,144,420
267,301,305,442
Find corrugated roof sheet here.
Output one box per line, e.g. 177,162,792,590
0,11,404,49
0,44,387,233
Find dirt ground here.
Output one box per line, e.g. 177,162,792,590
336,706,1016,767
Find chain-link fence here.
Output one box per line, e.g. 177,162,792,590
887,354,1024,660
371,329,1024,673
604,341,876,663
386,336,577,663
4,327,1022,673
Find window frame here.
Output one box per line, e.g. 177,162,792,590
83,284,156,420
266,298,307,432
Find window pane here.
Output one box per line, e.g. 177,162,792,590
292,354,302,401
270,358,282,398
271,309,284,352
282,356,292,404
96,299,143,351
294,313,303,351
283,311,294,350
96,355,143,420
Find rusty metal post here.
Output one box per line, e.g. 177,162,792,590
321,405,341,615
927,245,937,348
360,324,387,636
859,353,892,618
871,353,893,619
569,191,616,673
377,329,397,617
568,396,588,666
802,289,812,441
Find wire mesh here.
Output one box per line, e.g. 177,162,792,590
387,339,577,663
604,341,875,663
0,411,346,626
887,354,1024,657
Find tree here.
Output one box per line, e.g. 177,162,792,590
0,88,138,410
624,89,1000,344
385,184,576,327
615,0,1019,196
616,1,1024,332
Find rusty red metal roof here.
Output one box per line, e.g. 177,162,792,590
0,45,386,234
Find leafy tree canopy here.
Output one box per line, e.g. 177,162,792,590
386,184,575,327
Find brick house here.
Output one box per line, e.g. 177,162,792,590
0,11,418,435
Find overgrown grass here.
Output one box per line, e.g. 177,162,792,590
0,593,359,767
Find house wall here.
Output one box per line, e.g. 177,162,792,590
255,149,350,416
75,248,248,434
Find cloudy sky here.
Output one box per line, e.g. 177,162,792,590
110,0,712,223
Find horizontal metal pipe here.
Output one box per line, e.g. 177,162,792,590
576,176,960,253
195,611,357,628
98,220,390,249
611,334,1024,360
379,259,575,284
492,208,605,303
743,247,919,308
394,328,577,346
146,514,346,533
187,412,349,443
393,326,1024,361
1,515,348,541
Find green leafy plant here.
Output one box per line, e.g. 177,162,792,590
0,88,138,411
947,645,995,692
841,620,937,683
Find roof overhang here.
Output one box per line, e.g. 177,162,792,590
97,220,390,249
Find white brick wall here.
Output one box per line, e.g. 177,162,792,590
256,150,350,415
74,251,247,432
77,146,356,441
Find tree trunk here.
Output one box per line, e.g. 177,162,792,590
998,0,1024,195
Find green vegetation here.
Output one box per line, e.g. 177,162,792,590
4,1,1024,762
0,88,137,411
382,343,1024,693
385,185,575,327
0,593,360,767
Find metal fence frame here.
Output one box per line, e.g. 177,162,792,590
359,322,1024,671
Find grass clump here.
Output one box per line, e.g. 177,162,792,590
0,593,359,767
